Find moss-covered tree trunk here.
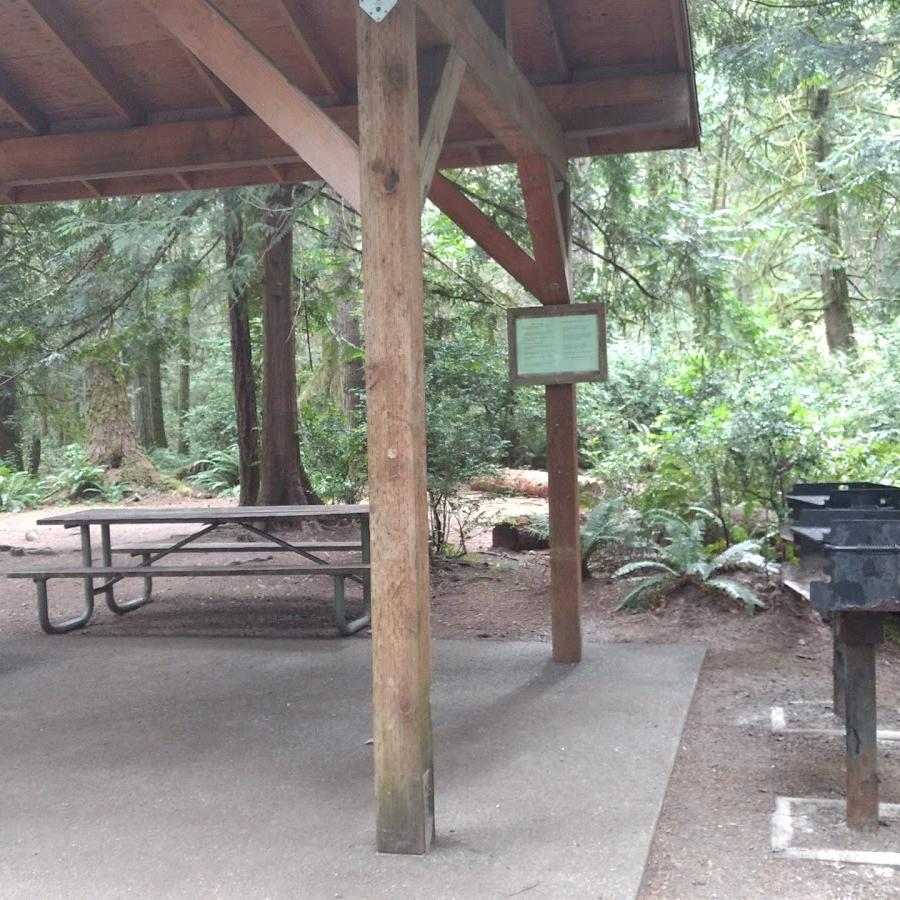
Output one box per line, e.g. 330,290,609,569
257,185,319,507
85,355,159,484
329,205,365,426
810,86,855,354
224,191,260,506
0,373,23,469
148,340,168,449
133,365,154,448
176,298,191,456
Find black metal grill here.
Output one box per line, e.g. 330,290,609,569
782,482,898,830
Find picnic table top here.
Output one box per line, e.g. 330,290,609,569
36,504,369,527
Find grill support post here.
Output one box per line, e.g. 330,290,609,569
837,612,884,831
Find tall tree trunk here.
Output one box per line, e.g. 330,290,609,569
329,205,365,425
810,86,855,354
28,435,41,476
148,341,168,448
224,190,261,506
133,365,154,448
257,185,320,506
85,354,158,483
711,109,733,213
176,298,191,456
0,374,23,469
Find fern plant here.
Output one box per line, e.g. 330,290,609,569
187,446,241,496
529,497,646,578
0,467,42,512
613,509,775,614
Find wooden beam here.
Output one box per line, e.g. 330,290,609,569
544,381,582,663
0,67,48,135
358,0,434,855
518,154,582,663
428,173,541,297
0,116,304,186
418,46,466,202
473,0,512,44
25,0,144,125
416,0,567,176
274,0,347,102
140,0,362,211
0,72,695,203
518,155,571,303
0,72,690,182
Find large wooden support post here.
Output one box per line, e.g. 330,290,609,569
357,2,435,855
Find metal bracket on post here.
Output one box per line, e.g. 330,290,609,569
359,0,397,22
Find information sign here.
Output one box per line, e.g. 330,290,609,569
507,303,607,386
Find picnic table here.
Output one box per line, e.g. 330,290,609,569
7,504,370,637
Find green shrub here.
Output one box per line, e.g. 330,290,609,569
299,402,368,503
425,326,508,555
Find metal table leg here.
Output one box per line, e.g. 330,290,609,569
35,525,96,633
100,523,154,614
361,515,371,614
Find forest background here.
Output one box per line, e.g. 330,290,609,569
2,0,899,556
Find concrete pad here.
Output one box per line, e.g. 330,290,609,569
772,797,900,867
770,700,900,742
0,637,704,899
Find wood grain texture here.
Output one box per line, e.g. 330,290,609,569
358,0,435,855
26,0,144,125
0,73,694,203
428,172,541,296
518,154,572,304
518,151,583,663
274,0,347,102
545,382,582,662
0,67,47,134
416,0,567,175
140,0,362,210
418,45,466,202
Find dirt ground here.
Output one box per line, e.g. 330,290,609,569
1,492,899,899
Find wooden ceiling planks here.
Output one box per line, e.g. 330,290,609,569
0,0,699,204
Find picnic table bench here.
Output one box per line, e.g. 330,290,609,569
6,504,370,636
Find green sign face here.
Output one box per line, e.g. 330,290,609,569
515,312,600,376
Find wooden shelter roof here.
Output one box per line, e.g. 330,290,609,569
0,0,699,205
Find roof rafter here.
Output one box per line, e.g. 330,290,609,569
182,52,245,115
416,0,567,177
140,0,361,210
0,66,48,135
541,0,571,82
273,0,347,103
24,0,144,125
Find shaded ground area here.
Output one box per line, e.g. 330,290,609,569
2,493,899,898
0,638,701,900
